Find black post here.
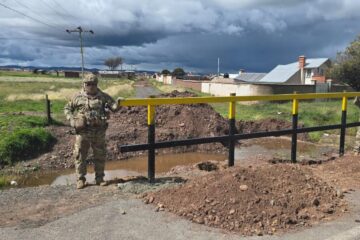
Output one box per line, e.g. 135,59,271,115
291,113,298,163
148,123,155,183
45,94,52,125
339,110,347,156
228,118,236,167
228,93,236,167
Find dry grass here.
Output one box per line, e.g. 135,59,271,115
102,83,134,97
6,88,79,101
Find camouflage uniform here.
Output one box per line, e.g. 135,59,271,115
64,74,119,185
354,97,360,155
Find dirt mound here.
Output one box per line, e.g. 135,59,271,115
107,90,302,159
310,155,360,190
144,164,346,236
237,118,308,141
107,91,230,159
23,91,305,170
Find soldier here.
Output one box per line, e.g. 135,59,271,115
354,96,360,155
64,73,122,189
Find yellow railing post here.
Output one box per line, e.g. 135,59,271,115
291,92,299,163
228,93,236,167
340,94,348,156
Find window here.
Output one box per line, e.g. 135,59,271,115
306,69,312,78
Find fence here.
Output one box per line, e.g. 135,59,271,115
119,92,360,183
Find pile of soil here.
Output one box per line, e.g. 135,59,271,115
237,119,308,141
309,155,360,190
22,90,306,170
144,163,346,236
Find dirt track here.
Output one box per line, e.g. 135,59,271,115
0,155,360,239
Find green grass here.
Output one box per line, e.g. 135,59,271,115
212,100,359,141
0,70,62,78
0,75,136,166
0,128,56,165
0,115,57,166
0,175,10,188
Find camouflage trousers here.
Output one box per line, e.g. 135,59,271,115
73,129,106,181
354,126,360,154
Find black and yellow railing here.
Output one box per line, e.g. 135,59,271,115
119,92,360,182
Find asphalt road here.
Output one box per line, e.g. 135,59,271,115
1,190,360,240
134,85,161,98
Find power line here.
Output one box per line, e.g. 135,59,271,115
13,0,65,30
0,2,63,30
51,0,76,19
38,0,66,18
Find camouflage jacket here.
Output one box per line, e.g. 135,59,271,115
64,89,117,129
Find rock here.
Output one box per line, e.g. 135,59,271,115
239,185,248,191
321,204,334,214
229,209,236,215
10,180,18,186
193,217,205,224
336,189,344,198
149,196,155,203
312,198,320,206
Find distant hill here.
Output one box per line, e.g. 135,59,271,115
0,65,157,74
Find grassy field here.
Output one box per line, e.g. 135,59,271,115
0,72,136,170
0,70,62,78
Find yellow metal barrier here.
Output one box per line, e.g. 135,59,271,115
119,91,360,182
119,92,360,107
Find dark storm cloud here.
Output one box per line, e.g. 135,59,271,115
0,0,359,72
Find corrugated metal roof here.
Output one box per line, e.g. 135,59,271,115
259,63,298,83
303,58,329,68
234,72,266,82
259,58,329,83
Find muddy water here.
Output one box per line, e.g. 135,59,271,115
18,152,226,187
17,137,336,188
237,137,336,164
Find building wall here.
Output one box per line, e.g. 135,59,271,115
156,74,173,84
285,70,302,84
64,71,80,78
304,63,330,85
200,82,352,97
172,79,202,91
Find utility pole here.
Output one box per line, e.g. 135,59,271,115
217,57,220,77
66,26,94,78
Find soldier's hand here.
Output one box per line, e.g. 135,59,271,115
115,97,125,111
354,97,360,108
70,117,75,128
117,97,124,104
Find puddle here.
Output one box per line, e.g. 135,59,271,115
15,137,336,188
17,152,226,187
237,137,336,163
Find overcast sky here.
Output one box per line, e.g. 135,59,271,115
0,0,359,73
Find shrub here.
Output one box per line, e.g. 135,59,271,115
0,128,56,165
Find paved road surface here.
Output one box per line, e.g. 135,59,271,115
1,190,360,240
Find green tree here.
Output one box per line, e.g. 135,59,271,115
172,67,185,77
327,35,360,90
104,57,123,70
161,69,171,75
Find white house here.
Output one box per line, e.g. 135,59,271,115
259,56,331,85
